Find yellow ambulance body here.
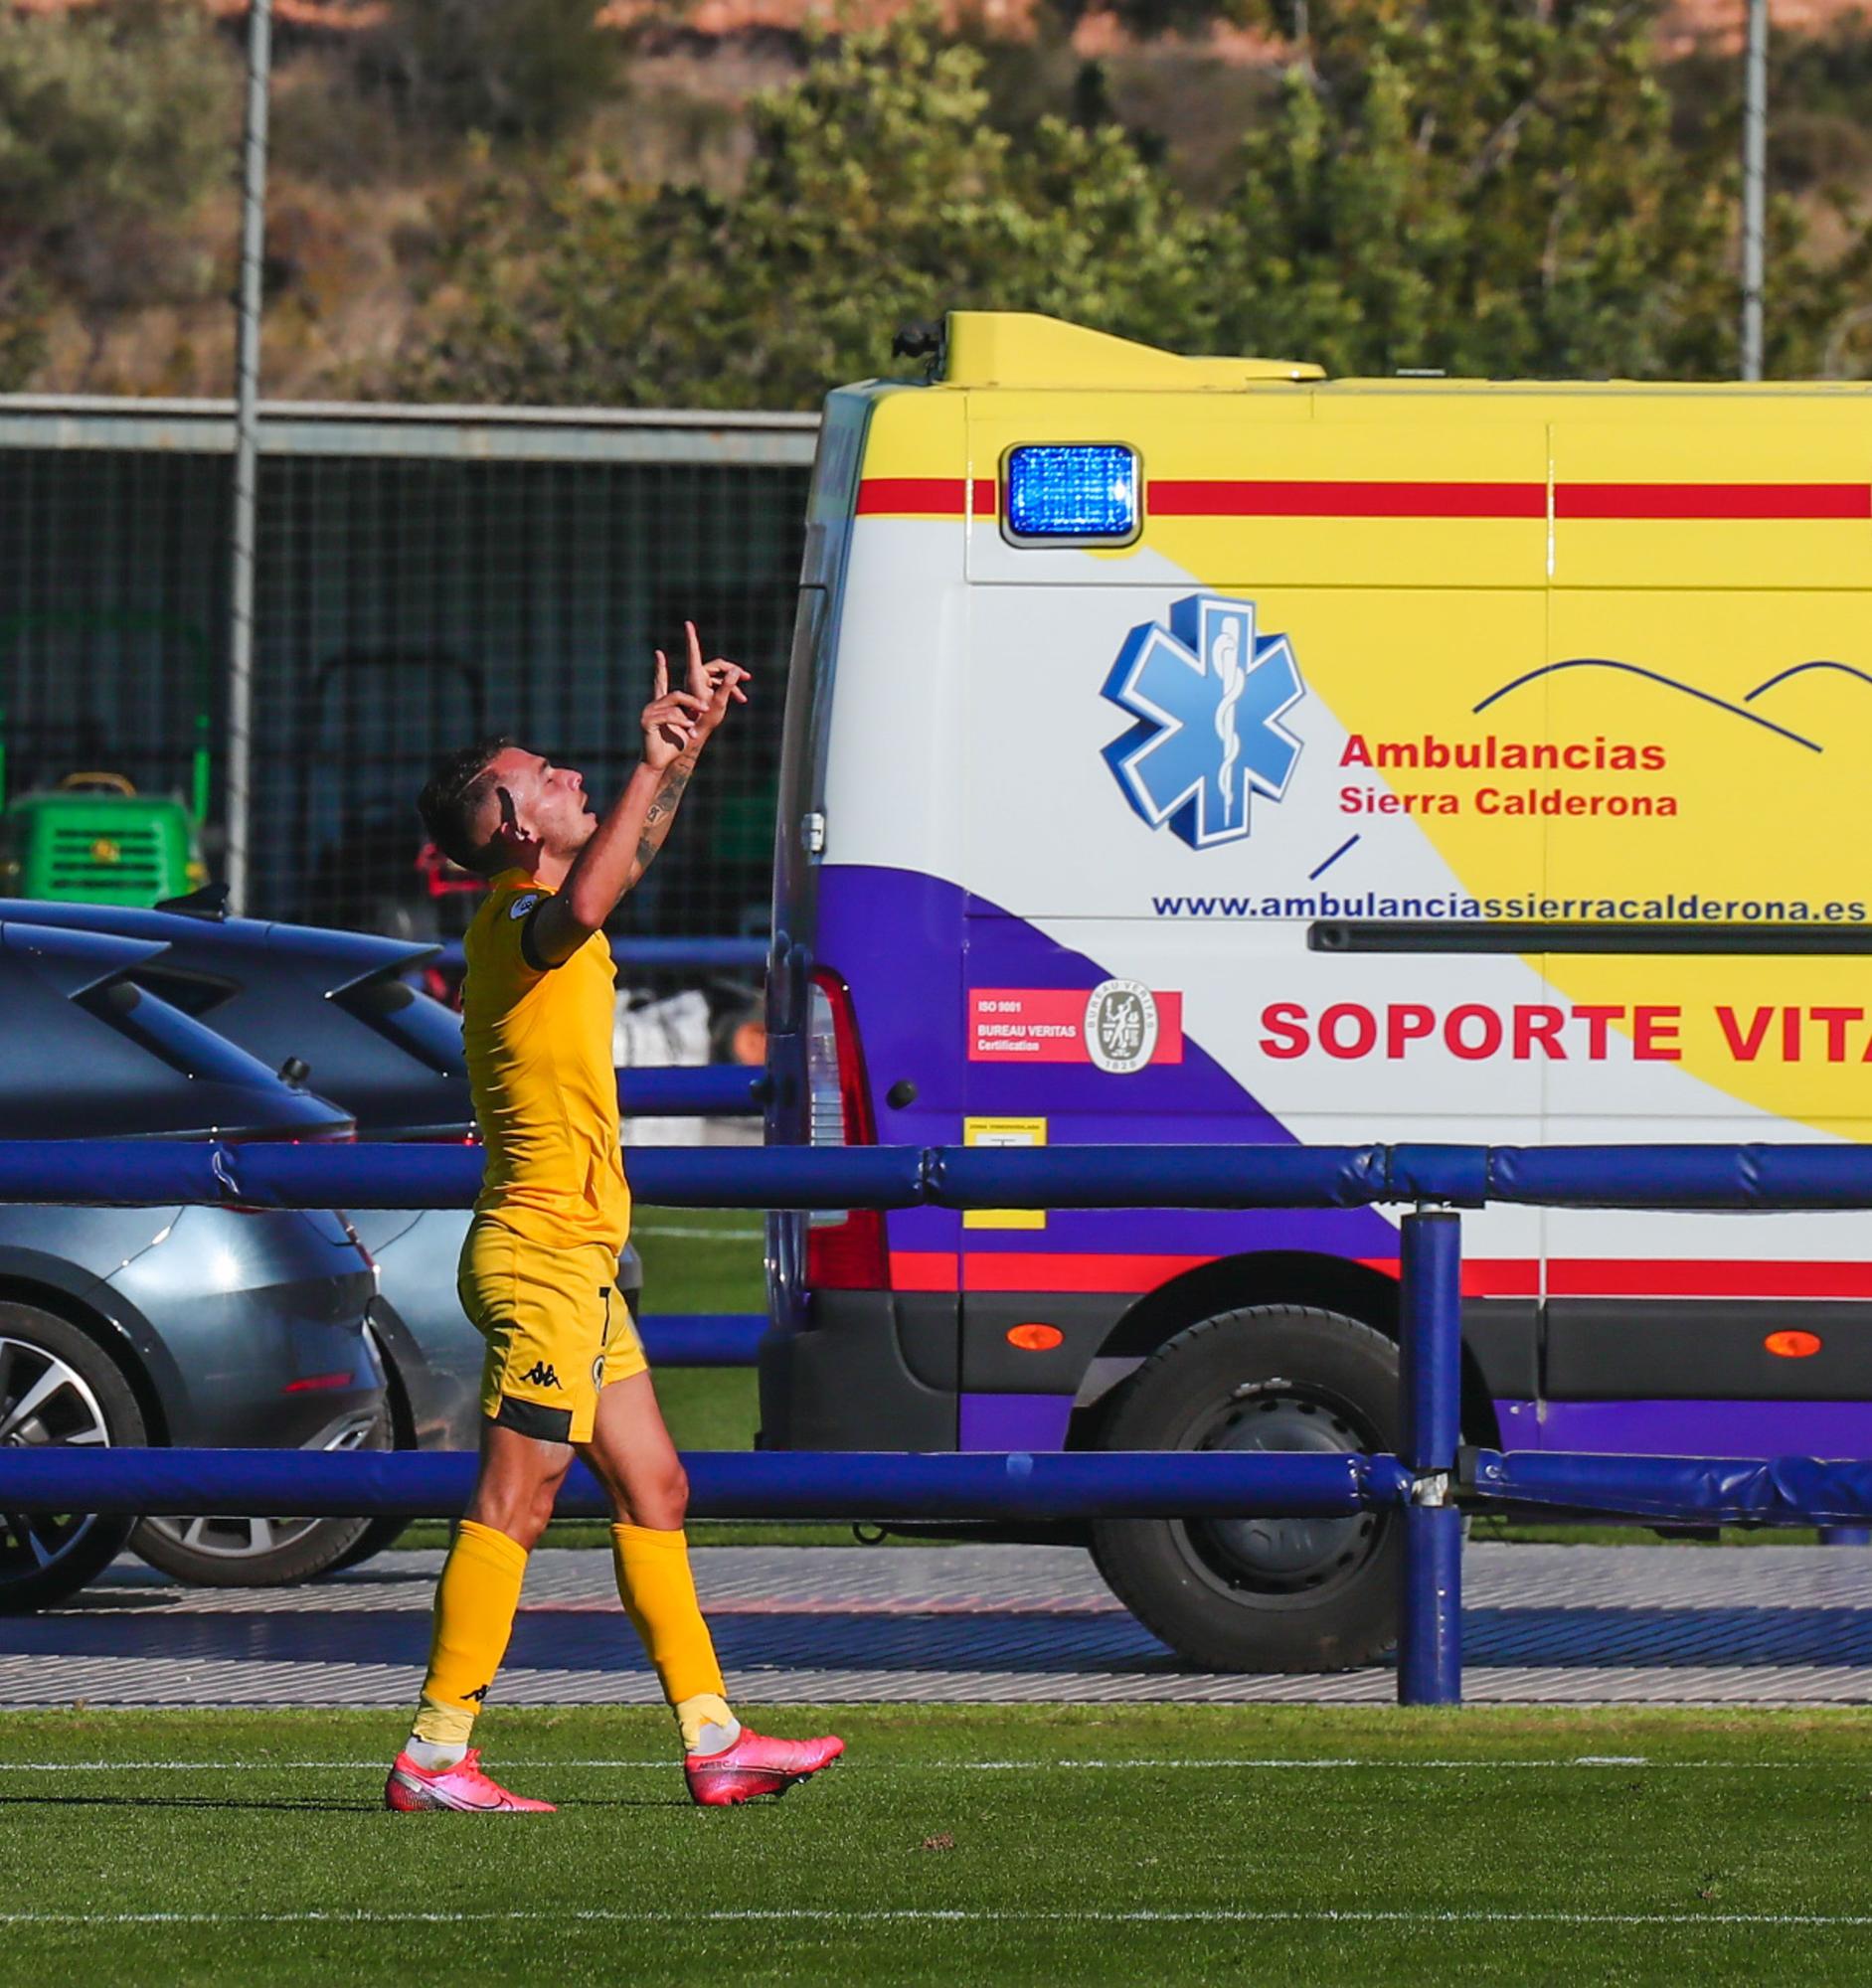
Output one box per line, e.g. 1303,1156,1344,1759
766,311,1872,1669
847,310,1872,1142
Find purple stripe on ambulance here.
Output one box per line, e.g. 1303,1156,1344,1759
814,863,1401,1263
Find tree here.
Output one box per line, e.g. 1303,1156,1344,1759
400,15,1209,407
1209,0,1871,379
360,0,620,145
0,2,237,389
1037,0,1268,36
400,0,1872,406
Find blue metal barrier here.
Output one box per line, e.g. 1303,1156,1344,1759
4,1137,1872,1705
1466,1450,1872,1526
12,1138,1872,1214
617,1066,765,1116
431,935,768,974
636,1312,767,1368
0,1445,1406,1523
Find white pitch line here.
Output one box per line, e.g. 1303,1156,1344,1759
0,1756,1824,1773
0,1760,666,1772
0,1907,1867,1930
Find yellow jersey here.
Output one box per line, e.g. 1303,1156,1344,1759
461,868,630,1252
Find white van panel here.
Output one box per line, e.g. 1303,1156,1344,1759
820,522,970,885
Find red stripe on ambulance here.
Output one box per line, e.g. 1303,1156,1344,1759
1554,482,1872,520
1546,1259,1872,1298
1150,479,1544,518
854,477,997,517
857,476,1872,522
892,1251,1864,1300
888,1251,1539,1297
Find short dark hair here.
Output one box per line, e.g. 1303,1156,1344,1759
417,735,515,874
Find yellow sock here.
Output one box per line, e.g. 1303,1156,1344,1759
411,1519,530,1743
609,1523,731,1748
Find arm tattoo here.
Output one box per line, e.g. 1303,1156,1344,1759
633,756,694,877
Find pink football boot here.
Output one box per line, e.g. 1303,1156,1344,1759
384,1747,556,1813
684,1727,845,1807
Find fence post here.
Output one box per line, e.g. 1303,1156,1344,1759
1397,1207,1462,1706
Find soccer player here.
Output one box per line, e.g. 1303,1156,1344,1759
386,625,842,1813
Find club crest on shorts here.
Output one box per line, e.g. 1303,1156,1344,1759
509,893,540,919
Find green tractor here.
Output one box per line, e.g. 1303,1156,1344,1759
0,771,207,908
1,609,214,909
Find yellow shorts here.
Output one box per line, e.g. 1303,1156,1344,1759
457,1215,647,1445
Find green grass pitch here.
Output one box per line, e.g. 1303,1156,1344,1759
2,1706,1871,1984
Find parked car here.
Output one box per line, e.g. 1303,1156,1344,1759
0,895,646,1578
0,917,383,1610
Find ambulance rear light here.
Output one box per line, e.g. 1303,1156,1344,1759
806,971,873,1148
1003,444,1138,544
804,969,888,1290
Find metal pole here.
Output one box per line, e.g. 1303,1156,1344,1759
227,0,273,915
1397,1209,1463,1706
1741,0,1768,381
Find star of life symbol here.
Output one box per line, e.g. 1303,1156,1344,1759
1102,594,1305,850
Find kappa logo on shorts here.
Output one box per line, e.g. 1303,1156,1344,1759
463,1683,491,1704
519,1360,562,1390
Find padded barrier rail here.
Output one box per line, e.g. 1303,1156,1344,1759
433,935,769,974
617,1067,765,1116
5,1137,1872,1705
14,1138,1872,1212
0,1447,1406,1523
1464,1450,1872,1526
636,1313,767,1368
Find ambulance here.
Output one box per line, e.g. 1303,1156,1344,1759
761,310,1872,1671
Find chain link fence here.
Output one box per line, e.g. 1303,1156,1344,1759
0,400,815,944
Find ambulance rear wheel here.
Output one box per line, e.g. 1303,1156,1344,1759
1090,1305,1401,1673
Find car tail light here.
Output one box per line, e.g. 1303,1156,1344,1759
283,1371,355,1394
803,968,888,1290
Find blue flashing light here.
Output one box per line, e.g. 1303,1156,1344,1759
1004,445,1138,542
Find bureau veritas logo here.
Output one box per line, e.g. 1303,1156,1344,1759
1084,979,1159,1074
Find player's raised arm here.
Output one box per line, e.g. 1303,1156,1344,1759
527,622,750,969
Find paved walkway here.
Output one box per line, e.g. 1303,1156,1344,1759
4,1544,1872,1708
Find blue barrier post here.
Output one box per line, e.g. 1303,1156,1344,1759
1397,1208,1462,1707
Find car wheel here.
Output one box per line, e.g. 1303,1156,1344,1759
0,1301,147,1613
130,1405,392,1587
1089,1304,1401,1673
